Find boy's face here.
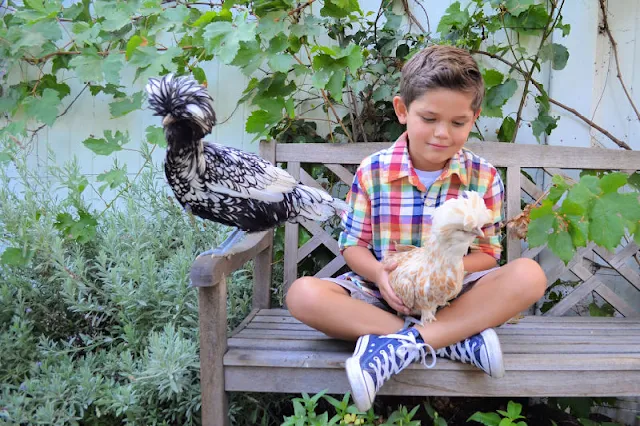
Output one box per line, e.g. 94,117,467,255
393,88,480,171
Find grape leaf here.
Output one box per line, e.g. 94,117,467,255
497,117,516,142
588,194,627,251
54,210,98,244
145,125,166,148
23,88,61,125
579,175,601,195
485,78,517,108
437,2,470,34
566,215,588,248
539,43,570,70
1,247,33,266
82,130,129,155
326,69,345,102
482,69,503,90
109,91,143,118
102,53,125,85
69,48,104,82
126,35,145,60
505,0,536,16
548,220,574,264
527,211,554,247
628,172,640,191
530,199,554,219
97,166,128,194
129,46,181,82
598,172,628,194
268,54,296,73
565,181,595,208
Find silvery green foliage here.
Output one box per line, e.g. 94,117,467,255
0,151,255,425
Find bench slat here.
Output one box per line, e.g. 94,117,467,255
225,367,640,396
243,322,640,337
253,309,640,323
224,349,640,371
275,141,640,169
249,314,640,329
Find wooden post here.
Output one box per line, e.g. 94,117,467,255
253,140,277,309
198,281,229,426
253,232,273,309
505,166,522,263
283,161,301,305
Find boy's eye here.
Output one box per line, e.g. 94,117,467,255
453,121,465,127
421,117,436,123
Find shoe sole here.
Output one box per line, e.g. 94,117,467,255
345,335,374,412
480,328,505,378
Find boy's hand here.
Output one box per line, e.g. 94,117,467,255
375,262,411,315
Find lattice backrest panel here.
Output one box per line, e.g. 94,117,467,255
262,140,640,317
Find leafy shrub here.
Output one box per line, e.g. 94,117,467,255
0,151,255,425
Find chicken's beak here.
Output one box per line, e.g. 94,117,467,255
162,115,176,126
473,226,484,237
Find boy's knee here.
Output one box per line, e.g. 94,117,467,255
286,277,316,317
511,258,547,300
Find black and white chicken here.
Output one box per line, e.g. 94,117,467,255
145,74,350,258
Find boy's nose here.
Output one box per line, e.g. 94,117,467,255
434,123,449,138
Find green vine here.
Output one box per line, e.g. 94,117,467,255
0,0,638,263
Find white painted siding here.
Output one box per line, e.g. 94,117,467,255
10,1,640,187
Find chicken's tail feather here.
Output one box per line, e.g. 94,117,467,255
292,185,351,222
145,74,216,136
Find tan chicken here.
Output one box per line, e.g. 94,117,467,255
383,191,494,324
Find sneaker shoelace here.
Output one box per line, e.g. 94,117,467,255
368,333,437,392
440,339,486,372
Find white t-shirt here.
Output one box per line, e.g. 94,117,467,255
414,168,443,190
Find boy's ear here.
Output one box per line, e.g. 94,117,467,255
393,96,408,124
474,108,482,120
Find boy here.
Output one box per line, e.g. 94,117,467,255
285,45,547,412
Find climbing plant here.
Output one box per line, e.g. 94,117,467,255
0,0,638,261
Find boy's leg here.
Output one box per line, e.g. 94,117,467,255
287,258,546,347
286,277,406,340
341,258,546,411
414,258,547,348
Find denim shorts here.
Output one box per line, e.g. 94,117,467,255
323,267,500,313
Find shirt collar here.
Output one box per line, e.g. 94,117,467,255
384,132,469,187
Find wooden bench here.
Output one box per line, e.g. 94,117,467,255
190,141,640,426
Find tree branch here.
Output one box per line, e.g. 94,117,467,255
288,0,316,16
28,83,90,145
511,0,564,143
472,49,632,150
598,0,640,122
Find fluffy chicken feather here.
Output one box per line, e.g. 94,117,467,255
382,191,493,324
145,74,350,257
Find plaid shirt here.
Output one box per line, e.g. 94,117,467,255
336,132,504,292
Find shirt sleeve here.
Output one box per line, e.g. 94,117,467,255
470,168,504,260
338,167,373,252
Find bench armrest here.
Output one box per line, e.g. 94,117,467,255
190,232,272,287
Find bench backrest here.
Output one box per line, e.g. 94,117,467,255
259,140,640,318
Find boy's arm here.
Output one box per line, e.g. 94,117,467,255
338,165,410,314
342,246,410,314
469,167,504,266
463,252,497,273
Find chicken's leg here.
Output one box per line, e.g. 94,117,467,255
198,228,268,259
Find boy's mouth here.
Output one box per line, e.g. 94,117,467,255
428,142,449,149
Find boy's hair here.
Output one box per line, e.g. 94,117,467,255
400,44,484,112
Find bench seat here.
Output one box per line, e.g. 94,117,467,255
224,308,640,396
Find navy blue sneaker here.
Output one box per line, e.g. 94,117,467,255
345,328,436,412
436,328,505,378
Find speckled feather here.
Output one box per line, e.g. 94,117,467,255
382,191,493,324
146,74,350,232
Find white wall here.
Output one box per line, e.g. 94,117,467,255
9,0,640,193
